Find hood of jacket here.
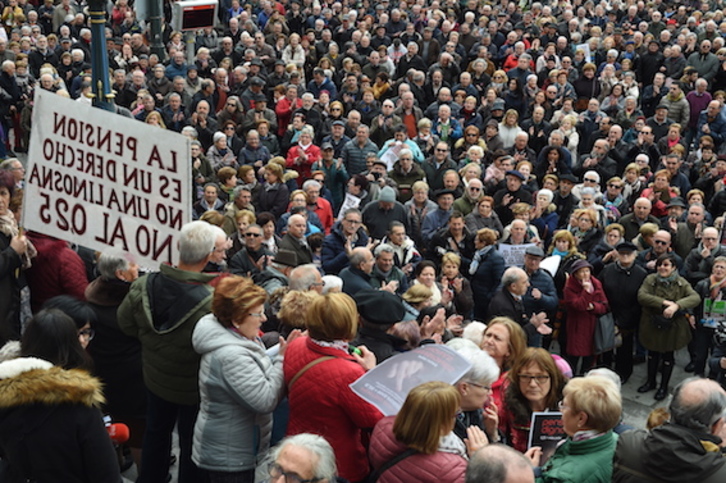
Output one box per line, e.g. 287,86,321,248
0,357,104,409
642,423,726,481
85,277,131,307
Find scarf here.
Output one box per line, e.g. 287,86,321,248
552,248,569,257
709,275,726,301
311,338,349,353
469,245,493,275
0,214,36,269
657,270,680,285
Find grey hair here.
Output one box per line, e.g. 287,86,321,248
178,221,218,265
399,148,413,159
374,243,395,258
233,185,252,200
607,49,618,57
580,187,597,197
302,179,321,191
466,444,532,483
181,126,198,138
586,367,621,391
462,321,487,346
321,275,343,294
670,377,726,432
97,249,137,280
269,434,337,482
449,342,501,386
501,267,526,290
289,264,321,291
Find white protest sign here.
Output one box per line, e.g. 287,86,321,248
350,345,471,416
23,89,191,269
498,243,536,267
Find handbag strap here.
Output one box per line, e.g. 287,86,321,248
288,356,335,390
368,448,418,482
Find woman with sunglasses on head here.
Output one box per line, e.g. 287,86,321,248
192,275,301,482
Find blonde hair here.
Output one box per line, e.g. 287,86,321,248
305,293,358,341
563,376,622,433
278,290,319,329
485,317,526,370
393,381,460,454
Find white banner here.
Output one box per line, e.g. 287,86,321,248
23,90,192,269
498,242,536,268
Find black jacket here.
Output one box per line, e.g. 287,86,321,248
599,261,648,331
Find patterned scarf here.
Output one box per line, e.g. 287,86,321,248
0,214,36,269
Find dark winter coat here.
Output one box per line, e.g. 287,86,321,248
637,273,700,352
0,232,22,344
599,262,648,331
0,358,121,483
321,222,370,274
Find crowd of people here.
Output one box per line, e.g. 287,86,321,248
5,0,726,481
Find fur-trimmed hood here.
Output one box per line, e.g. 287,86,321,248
0,357,105,409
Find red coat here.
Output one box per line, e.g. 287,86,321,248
275,97,303,136
369,416,466,483
284,337,383,483
563,275,609,357
639,188,679,218
286,144,321,187
25,233,88,313
311,197,334,234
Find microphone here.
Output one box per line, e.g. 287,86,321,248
106,423,130,444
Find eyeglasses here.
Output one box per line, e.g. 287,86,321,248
224,126,235,130
519,374,550,384
704,237,718,241
248,312,266,318
331,107,341,111
584,178,598,183
608,184,622,189
654,240,669,245
79,328,95,341
469,187,481,191
311,281,326,287
344,219,362,224
557,400,569,412
268,463,322,483
227,103,236,107
436,148,448,152
245,232,262,237
467,381,492,392
578,217,593,223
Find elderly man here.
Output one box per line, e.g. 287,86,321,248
453,179,483,216
369,243,408,294
267,434,339,483
685,227,726,285
421,189,456,244
303,180,334,234
522,246,558,320
422,141,458,192
361,186,408,240
118,221,220,483
488,267,551,346
619,198,659,242
341,125,379,176
636,229,684,273
221,187,254,236
466,445,535,483
228,223,273,279
279,214,313,267
351,289,407,362
321,208,369,274
340,247,375,296
0,158,24,189
574,139,617,187
288,264,324,293
493,170,533,226
669,203,706,260
614,378,726,482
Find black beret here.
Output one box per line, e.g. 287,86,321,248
354,289,405,325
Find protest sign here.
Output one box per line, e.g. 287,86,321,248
23,89,192,269
528,412,566,466
350,345,471,416
499,243,536,267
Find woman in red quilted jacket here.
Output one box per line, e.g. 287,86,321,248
283,292,382,482
368,381,488,483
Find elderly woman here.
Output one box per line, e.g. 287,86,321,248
84,249,144,463
465,196,504,236
640,169,679,218
499,348,567,453
285,126,321,187
369,381,487,483
499,109,523,149
401,284,433,322
469,228,505,320
440,252,474,318
531,189,559,247
588,223,625,275
570,208,603,256
563,260,609,376
0,170,31,344
528,376,621,483
284,293,382,482
255,163,289,219
637,253,701,400
413,261,448,306
449,339,502,444
207,132,239,172
192,276,300,482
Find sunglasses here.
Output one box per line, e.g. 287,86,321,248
245,232,262,237
584,178,598,183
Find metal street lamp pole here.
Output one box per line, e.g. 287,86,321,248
148,0,165,59
87,0,114,111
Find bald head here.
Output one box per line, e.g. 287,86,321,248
466,444,535,483
671,378,726,434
